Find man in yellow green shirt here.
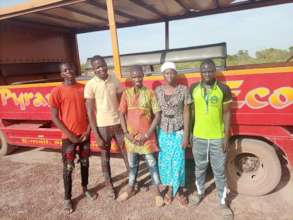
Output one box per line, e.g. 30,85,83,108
191,59,233,219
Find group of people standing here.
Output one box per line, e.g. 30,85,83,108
49,55,233,219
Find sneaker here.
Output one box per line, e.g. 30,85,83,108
190,192,204,206
64,199,73,213
220,204,234,220
84,190,97,201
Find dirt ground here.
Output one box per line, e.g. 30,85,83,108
0,147,292,220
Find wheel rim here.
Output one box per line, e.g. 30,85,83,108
235,153,260,173
228,152,266,189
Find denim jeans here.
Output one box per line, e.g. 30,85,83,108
61,138,90,200
127,152,160,187
192,137,227,205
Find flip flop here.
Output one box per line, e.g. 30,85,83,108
164,193,173,205
155,195,164,207
84,190,97,201
117,190,136,202
176,194,188,208
64,199,73,214
220,204,234,220
105,186,116,200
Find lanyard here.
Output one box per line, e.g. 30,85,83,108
201,81,217,113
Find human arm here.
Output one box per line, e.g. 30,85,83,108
51,107,79,143
182,103,190,148
223,102,232,152
119,111,136,144
182,86,192,148
222,83,233,152
85,98,104,147
118,90,137,144
79,124,91,143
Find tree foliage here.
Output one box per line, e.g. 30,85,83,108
227,47,293,66
81,47,293,75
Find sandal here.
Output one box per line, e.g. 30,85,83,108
104,186,116,200
155,195,164,207
176,194,188,208
164,193,173,205
117,190,136,202
84,190,97,201
220,204,234,220
64,199,73,214
190,192,204,206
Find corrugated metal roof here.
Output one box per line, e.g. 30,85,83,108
0,0,291,33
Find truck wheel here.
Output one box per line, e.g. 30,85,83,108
226,138,281,196
0,130,14,156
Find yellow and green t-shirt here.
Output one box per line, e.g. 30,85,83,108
191,81,232,139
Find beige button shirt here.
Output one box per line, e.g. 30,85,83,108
84,74,122,127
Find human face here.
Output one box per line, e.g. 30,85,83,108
60,63,76,84
92,59,108,80
163,68,177,85
200,63,216,85
130,70,144,88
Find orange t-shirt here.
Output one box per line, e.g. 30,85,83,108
49,83,88,139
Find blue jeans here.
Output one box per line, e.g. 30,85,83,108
128,153,160,187
192,137,227,205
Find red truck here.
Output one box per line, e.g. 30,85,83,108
0,0,292,197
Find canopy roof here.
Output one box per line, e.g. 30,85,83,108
0,0,291,33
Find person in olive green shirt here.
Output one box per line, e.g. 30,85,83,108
190,59,233,220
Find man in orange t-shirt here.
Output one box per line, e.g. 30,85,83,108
49,62,96,213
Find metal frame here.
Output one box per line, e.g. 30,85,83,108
129,0,166,19
86,0,138,21
62,5,108,23
2,0,292,78
76,0,293,33
102,42,227,66
0,0,88,20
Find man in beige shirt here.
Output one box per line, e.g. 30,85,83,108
84,55,129,199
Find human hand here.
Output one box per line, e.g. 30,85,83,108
223,136,230,153
134,133,148,146
125,133,136,144
181,137,189,149
95,137,105,149
79,132,90,143
68,133,79,144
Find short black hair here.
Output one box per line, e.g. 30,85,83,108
91,55,105,65
200,59,216,70
59,62,75,71
129,65,143,73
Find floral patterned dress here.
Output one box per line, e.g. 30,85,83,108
156,84,192,196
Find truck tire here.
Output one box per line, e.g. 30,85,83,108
0,130,14,157
226,138,281,196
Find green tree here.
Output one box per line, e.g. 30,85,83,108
255,48,290,63
227,50,255,66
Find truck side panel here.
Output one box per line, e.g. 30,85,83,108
0,67,292,164
0,21,78,85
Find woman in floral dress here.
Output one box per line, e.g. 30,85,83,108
156,62,192,206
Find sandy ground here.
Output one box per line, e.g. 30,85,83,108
0,147,293,220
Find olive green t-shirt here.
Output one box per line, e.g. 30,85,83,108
191,81,232,139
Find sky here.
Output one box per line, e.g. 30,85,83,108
1,0,293,63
